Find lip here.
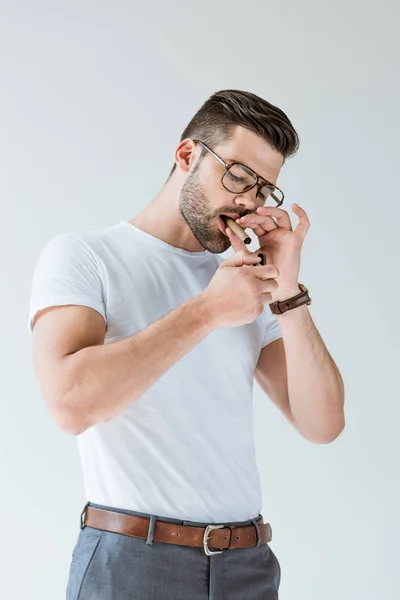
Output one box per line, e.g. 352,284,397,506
221,213,241,221
219,213,241,234
219,216,227,233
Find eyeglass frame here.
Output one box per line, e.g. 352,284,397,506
192,139,284,207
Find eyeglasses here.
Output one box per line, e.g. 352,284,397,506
192,139,284,207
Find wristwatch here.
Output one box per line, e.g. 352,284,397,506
270,283,312,315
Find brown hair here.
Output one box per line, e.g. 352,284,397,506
169,89,299,177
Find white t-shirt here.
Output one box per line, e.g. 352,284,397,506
28,221,282,523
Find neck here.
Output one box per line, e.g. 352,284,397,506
129,178,205,253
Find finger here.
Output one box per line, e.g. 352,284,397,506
255,206,293,230
256,277,279,298
223,249,261,268
292,204,310,239
226,227,248,253
255,291,275,307
237,214,278,236
261,292,274,305
259,279,279,294
253,264,280,280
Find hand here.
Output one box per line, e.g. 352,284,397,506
235,204,310,301
201,249,279,329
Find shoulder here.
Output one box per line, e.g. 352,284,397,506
35,223,120,271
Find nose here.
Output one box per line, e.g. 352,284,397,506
233,187,264,212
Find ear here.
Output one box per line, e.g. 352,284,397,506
174,139,198,174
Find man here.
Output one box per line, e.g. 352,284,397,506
29,89,345,599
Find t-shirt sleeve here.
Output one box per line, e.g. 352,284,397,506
28,233,107,333
261,304,282,347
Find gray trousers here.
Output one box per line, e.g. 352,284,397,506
66,502,281,600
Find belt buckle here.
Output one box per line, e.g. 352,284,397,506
203,524,225,556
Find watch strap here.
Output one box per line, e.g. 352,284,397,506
270,283,311,315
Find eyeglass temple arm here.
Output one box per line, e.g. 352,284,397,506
192,139,229,169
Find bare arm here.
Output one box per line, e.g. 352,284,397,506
32,296,213,435
32,249,277,436
255,302,345,443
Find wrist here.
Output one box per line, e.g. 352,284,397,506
270,283,301,304
194,293,218,332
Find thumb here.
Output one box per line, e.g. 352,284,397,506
226,227,248,253
222,249,262,268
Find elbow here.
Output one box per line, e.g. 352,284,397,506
48,383,93,436
50,403,90,436
298,414,346,445
61,418,90,437
40,356,96,436
308,427,344,445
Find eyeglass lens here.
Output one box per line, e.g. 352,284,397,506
223,164,282,205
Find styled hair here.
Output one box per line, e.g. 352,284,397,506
169,89,299,177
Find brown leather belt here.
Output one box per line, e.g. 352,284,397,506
82,506,272,555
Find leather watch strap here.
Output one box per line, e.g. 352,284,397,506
270,283,312,315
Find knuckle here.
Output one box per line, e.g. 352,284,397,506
268,265,279,277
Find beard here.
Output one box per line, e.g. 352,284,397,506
179,169,232,254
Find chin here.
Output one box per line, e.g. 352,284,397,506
201,233,231,254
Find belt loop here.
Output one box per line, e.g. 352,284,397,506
251,518,261,547
225,525,233,550
146,515,157,546
80,502,89,530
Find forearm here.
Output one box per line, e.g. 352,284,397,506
277,304,345,443
60,295,213,434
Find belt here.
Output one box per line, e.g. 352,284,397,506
82,506,272,556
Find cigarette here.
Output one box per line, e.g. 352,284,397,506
224,217,251,245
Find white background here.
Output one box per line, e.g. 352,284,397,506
1,1,399,598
